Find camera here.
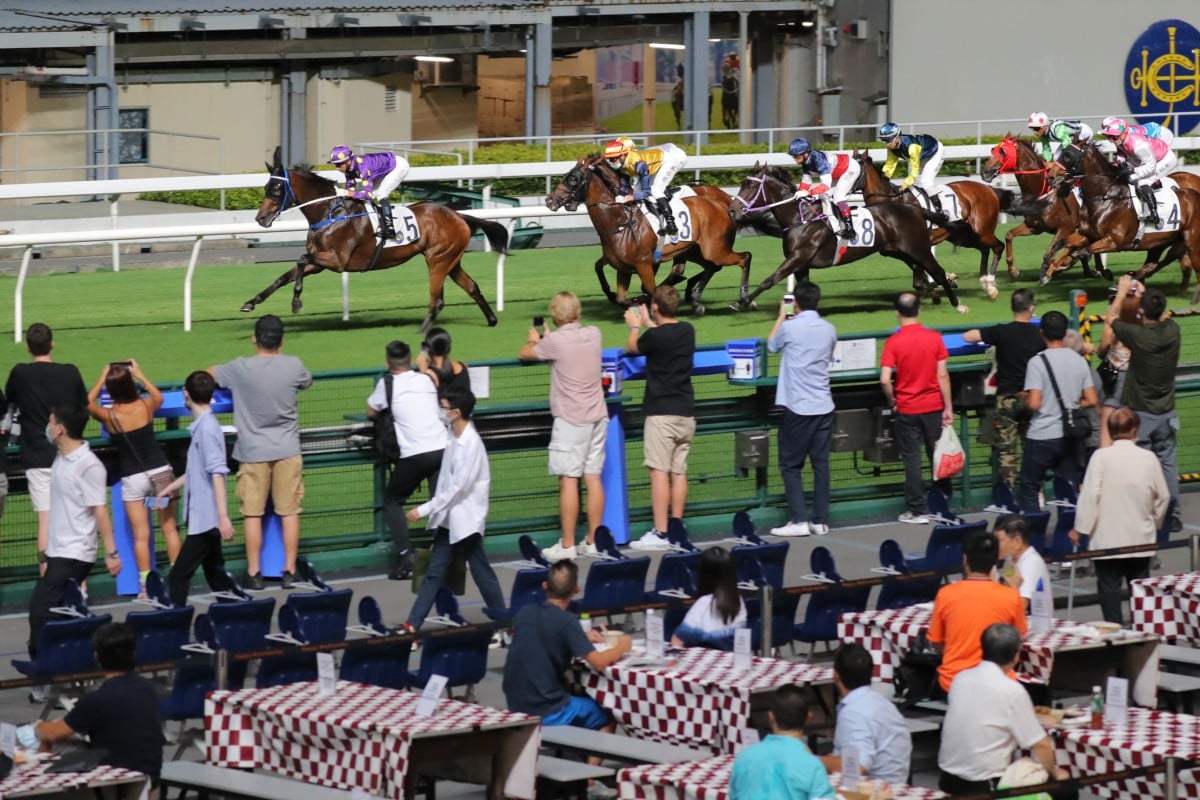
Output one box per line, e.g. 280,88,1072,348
110,361,133,370
532,315,544,329
782,294,796,318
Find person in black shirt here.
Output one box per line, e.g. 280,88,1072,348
3,323,87,574
964,290,1044,489
624,286,696,550
32,622,165,789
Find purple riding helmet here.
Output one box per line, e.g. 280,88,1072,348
327,145,355,165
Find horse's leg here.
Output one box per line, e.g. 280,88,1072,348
616,271,632,305
1048,236,1117,283
741,247,812,308
682,260,717,317
290,260,325,314
418,258,452,334
594,258,620,305
241,258,307,313
662,257,688,287
1136,241,1180,284
1004,221,1035,279
443,261,498,329
910,250,966,313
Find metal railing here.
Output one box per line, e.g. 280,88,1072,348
0,128,226,184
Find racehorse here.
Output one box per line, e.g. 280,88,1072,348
980,134,1101,283
853,150,1007,299
252,147,506,332
545,154,752,315
729,164,966,312
1043,141,1200,289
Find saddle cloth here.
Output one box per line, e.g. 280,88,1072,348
827,205,879,249
642,185,697,244
365,203,421,246
913,185,964,223
1128,176,1181,234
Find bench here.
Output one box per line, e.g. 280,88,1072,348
161,762,353,800
1158,672,1200,714
541,725,710,764
537,755,616,800
1160,644,1200,668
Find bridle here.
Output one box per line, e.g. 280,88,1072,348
733,171,804,213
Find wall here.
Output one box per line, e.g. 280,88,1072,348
825,0,890,132
891,0,1200,136
0,80,89,184
309,71,414,158
476,51,595,140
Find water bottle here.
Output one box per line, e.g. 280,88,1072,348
1090,685,1105,729
1030,577,1052,633
579,613,592,634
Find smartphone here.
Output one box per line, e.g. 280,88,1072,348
532,315,545,329
144,496,169,510
782,294,796,318
110,361,133,370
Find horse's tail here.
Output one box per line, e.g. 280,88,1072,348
462,214,510,255
1006,197,1052,218
990,187,1017,213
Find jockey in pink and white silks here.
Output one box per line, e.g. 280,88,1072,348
327,145,410,241
1101,120,1178,226
1100,116,1175,148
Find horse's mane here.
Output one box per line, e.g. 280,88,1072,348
761,164,797,188
289,163,339,191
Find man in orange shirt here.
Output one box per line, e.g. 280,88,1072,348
928,530,1026,694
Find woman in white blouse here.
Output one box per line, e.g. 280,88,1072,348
670,546,746,649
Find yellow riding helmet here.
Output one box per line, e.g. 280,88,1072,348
603,138,634,159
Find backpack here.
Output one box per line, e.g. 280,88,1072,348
373,374,401,462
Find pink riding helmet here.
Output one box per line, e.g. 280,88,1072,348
1101,121,1126,138
1100,116,1126,130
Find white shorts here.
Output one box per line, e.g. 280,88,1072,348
917,148,945,192
832,162,860,204
649,143,688,199
27,467,51,513
373,159,410,200
548,418,607,478
121,465,173,502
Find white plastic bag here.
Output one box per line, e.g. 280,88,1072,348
932,425,964,481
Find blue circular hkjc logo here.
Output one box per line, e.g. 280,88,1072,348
1125,19,1200,135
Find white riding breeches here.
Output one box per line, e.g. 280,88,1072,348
649,143,688,199
1137,151,1179,187
915,147,945,193
832,160,860,204
373,158,411,201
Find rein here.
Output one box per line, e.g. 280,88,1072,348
735,173,802,212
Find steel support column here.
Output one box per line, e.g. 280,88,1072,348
282,28,307,163
684,11,710,147
531,22,552,141
750,29,776,144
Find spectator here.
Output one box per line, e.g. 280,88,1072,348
963,289,1043,489
417,327,471,395
85,360,180,598
520,292,607,560
400,387,506,631
159,372,235,608
938,623,1069,795
4,323,87,574
994,513,1051,611
1071,408,1169,625
366,340,446,580
767,282,835,538
28,405,121,659
669,546,745,649
1096,289,1140,447
1104,275,1182,531
1017,310,1098,513
624,286,696,550
211,314,312,590
1063,330,1101,458
819,644,912,785
730,684,834,800
503,559,628,799
879,292,953,524
29,622,165,792
927,530,1026,694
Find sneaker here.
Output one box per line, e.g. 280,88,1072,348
576,540,599,557
810,523,831,536
629,530,671,551
242,572,265,591
281,571,295,590
898,511,929,525
389,551,415,581
393,622,417,636
587,783,618,800
541,541,577,561
770,521,811,537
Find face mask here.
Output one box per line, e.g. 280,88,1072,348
45,423,55,444
438,408,452,427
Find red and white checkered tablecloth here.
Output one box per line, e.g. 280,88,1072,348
617,753,947,800
0,757,147,798
580,648,833,755
206,680,539,799
1132,573,1200,645
1052,707,1200,800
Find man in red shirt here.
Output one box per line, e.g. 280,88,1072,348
880,293,954,523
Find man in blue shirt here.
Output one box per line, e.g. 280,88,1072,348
820,644,913,785
731,684,834,800
767,281,836,537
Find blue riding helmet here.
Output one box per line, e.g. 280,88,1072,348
878,122,901,141
788,138,811,157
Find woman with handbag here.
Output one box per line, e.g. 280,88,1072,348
1096,290,1140,447
86,360,180,598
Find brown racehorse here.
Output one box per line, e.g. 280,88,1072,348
729,164,966,312
980,134,1101,282
545,154,752,315
252,147,504,332
1044,142,1200,289
853,150,1007,299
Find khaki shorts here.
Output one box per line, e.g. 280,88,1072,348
26,467,51,513
643,415,696,474
548,418,607,478
236,455,304,516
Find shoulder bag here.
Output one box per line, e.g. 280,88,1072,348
1038,353,1091,441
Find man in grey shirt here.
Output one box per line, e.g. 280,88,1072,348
1017,311,1097,513
211,315,312,589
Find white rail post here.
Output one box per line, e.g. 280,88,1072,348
341,271,351,322
183,236,204,332
496,219,516,312
14,245,32,342
110,198,120,273
482,185,493,253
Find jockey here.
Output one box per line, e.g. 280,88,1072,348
1027,112,1093,162
1100,116,1175,147
787,137,858,238
604,137,688,237
326,145,411,241
1101,120,1178,226
878,122,946,214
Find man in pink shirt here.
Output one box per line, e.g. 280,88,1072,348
520,292,607,560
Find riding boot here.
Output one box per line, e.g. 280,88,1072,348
1137,185,1160,226
837,203,855,239
375,199,396,241
929,192,944,215
657,197,679,238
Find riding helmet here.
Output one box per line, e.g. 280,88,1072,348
1027,112,1049,129
878,122,901,141
603,137,633,160
788,138,812,157
1101,120,1127,138
1101,116,1126,131
327,145,354,164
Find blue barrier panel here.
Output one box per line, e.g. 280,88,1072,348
111,481,155,595
600,403,629,543
260,498,286,578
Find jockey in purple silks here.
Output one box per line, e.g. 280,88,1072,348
326,145,411,241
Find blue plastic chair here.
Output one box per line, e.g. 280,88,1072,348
809,546,843,582
648,551,701,600
340,639,413,690
1047,506,1086,561
484,567,548,624
1023,511,1052,556
990,483,1020,513
592,525,626,560
731,541,789,589
749,593,801,654
256,651,319,688
355,595,389,636
793,585,871,655
1158,498,1179,546
907,520,987,574
13,614,113,681
431,587,468,626
280,588,353,644
732,510,766,544
295,555,332,591
518,534,551,567
876,540,942,610
666,518,699,552
197,597,276,654
126,605,195,666
409,627,493,700
578,557,651,618
161,658,248,758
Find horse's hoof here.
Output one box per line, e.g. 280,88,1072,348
1008,268,1020,280
291,300,303,313
1101,269,1114,281
932,295,943,305
240,303,255,313
956,304,970,314
747,300,758,311
1038,273,1051,287
728,301,741,312
693,303,706,317
487,316,499,327
945,272,958,282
